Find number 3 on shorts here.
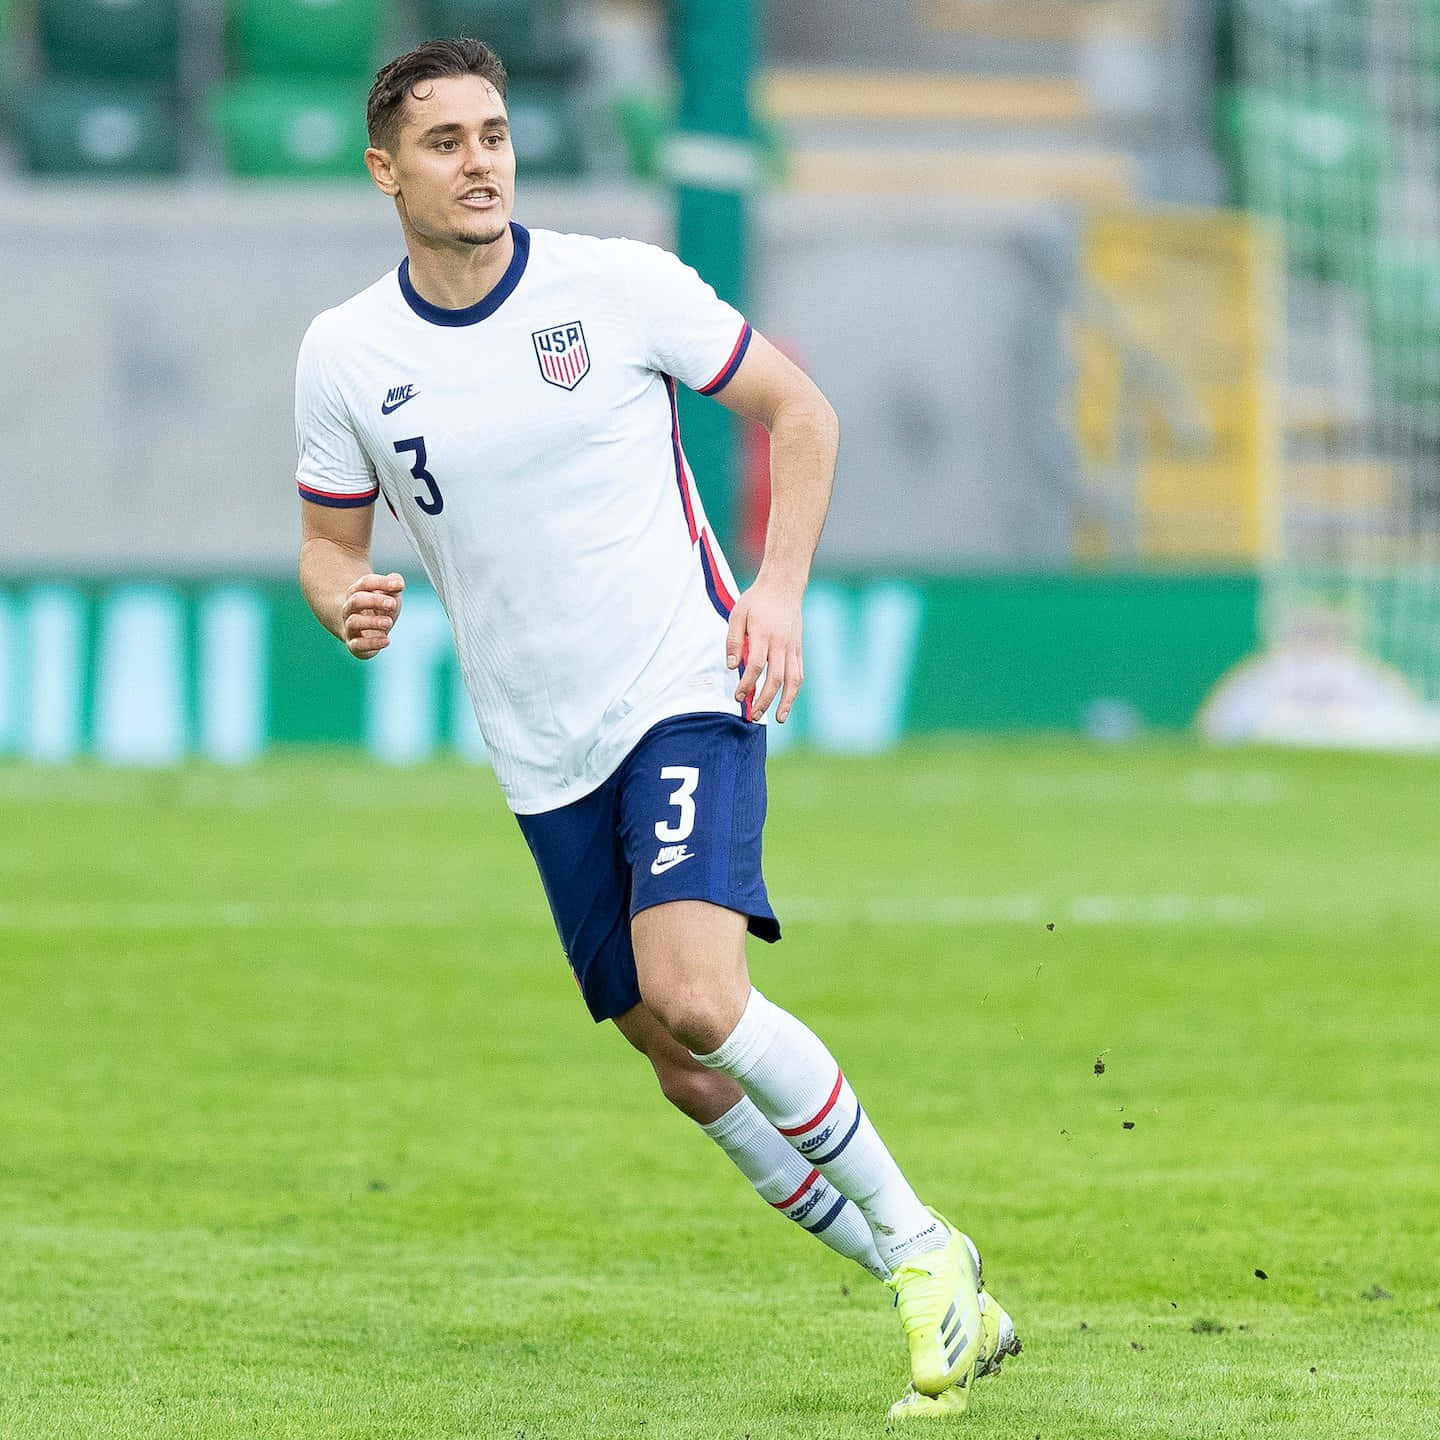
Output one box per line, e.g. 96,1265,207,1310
655,766,699,842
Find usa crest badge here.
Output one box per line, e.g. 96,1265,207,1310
532,321,590,391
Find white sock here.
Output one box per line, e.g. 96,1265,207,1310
701,1097,890,1280
694,989,945,1271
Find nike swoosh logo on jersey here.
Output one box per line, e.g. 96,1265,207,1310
651,844,695,876
381,385,419,414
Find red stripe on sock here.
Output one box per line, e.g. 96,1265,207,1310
770,1168,821,1210
777,1069,844,1137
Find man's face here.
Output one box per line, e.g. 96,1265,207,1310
373,73,516,247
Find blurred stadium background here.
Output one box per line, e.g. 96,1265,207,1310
4,12,1440,1435
2,0,1439,762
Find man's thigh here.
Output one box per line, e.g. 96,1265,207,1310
630,900,752,1052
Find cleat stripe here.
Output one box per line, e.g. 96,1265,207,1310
946,1338,966,1369
777,1069,844,1137
942,1302,957,1331
942,1316,962,1348
770,1168,821,1211
807,1105,862,1164
805,1194,849,1236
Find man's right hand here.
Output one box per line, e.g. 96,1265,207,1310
341,573,405,659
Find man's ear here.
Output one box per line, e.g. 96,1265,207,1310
365,147,399,196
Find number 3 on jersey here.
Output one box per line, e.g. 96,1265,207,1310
655,766,699,842
394,436,443,515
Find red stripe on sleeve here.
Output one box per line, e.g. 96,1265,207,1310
699,322,752,394
298,481,377,500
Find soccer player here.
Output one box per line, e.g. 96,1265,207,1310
295,37,1018,1418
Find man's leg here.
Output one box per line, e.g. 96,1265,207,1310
631,901,948,1270
631,899,987,1399
612,1001,889,1279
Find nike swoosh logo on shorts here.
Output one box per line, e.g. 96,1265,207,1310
381,391,418,414
651,845,694,876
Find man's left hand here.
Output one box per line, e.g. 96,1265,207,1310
726,577,805,724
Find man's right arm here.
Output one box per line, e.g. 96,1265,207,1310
299,500,405,660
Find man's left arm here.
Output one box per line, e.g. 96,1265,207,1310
711,332,839,724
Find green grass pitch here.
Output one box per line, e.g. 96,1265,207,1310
2,740,1437,1438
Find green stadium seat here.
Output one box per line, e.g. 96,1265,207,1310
614,92,784,186
421,1,581,80
209,78,371,178
18,78,181,174
614,93,668,182
1357,244,1440,413
505,81,584,176
37,0,181,78
1217,86,1384,277
228,0,384,79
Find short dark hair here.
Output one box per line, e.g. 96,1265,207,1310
367,37,508,150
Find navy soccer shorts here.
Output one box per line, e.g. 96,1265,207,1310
516,711,781,1023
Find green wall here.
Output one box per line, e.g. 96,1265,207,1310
0,573,1260,763
904,572,1260,733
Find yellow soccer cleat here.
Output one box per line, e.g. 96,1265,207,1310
885,1285,1022,1418
958,1231,1022,1380
885,1213,985,1398
887,1382,970,1421
975,1288,1022,1379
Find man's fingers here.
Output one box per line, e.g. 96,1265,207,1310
345,591,400,618
725,603,747,671
752,654,786,721
345,611,394,637
336,574,404,660
775,646,804,724
349,572,405,594
735,636,768,702
342,591,396,661
345,574,405,616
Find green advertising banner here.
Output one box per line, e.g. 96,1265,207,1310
0,574,1259,764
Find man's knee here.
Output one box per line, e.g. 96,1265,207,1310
650,1053,737,1122
642,983,745,1055
611,999,744,1122
630,901,750,1054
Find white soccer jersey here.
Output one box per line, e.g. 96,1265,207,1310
295,223,754,813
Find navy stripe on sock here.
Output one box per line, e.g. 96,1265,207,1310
807,1107,863,1164
804,1193,849,1236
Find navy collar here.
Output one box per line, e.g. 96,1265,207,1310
398,222,530,327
